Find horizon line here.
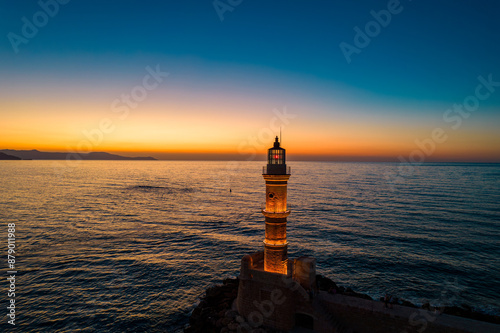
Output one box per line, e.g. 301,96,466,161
2,148,499,163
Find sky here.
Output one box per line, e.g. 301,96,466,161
1,0,499,162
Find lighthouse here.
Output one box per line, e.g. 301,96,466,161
263,136,290,274
236,136,318,331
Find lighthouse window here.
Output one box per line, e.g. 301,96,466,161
268,193,275,199
268,149,284,165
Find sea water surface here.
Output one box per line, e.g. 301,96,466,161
1,160,499,332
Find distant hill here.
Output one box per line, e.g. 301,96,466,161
0,152,22,160
0,149,157,160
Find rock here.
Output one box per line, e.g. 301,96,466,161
348,290,372,300
316,274,340,292
316,274,374,301
190,307,202,323
225,310,237,319
184,278,240,332
223,277,238,285
228,322,239,330
461,303,472,312
401,300,417,308
251,329,267,333
440,305,500,324
205,286,220,298
235,315,245,323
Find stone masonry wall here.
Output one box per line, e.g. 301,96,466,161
319,292,500,333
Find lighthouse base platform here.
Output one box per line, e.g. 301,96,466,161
236,251,340,332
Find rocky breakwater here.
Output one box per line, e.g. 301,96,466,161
184,277,283,333
317,274,499,325
184,275,374,333
184,275,499,332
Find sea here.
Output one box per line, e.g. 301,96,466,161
1,160,499,332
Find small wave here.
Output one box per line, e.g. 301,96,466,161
132,185,165,189
127,185,194,193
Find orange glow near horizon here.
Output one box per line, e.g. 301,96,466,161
2,126,499,162
1,94,500,162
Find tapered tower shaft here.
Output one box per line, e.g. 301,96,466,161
262,136,290,274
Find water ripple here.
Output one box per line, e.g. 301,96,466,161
1,161,499,332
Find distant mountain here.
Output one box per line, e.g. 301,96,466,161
0,152,22,160
0,149,157,160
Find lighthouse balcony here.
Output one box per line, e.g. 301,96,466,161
263,239,288,246
261,208,291,218
262,165,291,175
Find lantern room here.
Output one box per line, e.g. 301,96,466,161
266,136,288,175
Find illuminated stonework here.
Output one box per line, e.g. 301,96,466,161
262,137,290,274
236,137,319,332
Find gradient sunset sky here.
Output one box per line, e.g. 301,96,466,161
1,0,499,161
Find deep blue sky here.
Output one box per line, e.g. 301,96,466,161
2,0,499,102
1,0,499,160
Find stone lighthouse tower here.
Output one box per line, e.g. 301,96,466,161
263,136,290,274
236,137,319,332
